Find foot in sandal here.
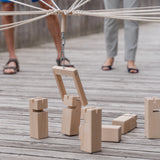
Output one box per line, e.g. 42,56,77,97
56,57,74,68
3,59,20,74
101,57,114,71
127,61,139,73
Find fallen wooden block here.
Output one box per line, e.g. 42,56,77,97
52,66,88,106
102,125,121,142
62,97,81,136
29,97,48,139
145,97,160,138
112,114,137,134
63,95,80,107
79,107,102,153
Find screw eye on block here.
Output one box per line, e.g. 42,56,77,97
79,107,102,153
62,96,81,136
145,97,160,139
29,97,48,139
52,66,88,107
112,114,137,134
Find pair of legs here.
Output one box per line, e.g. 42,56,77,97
103,0,139,73
2,0,69,74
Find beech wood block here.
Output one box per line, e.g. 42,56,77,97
112,114,137,134
52,66,88,106
145,97,160,138
30,111,48,139
102,125,121,142
61,99,81,136
79,107,102,153
29,97,48,110
63,95,80,107
29,97,48,139
81,107,96,119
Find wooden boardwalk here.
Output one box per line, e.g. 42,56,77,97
0,23,160,160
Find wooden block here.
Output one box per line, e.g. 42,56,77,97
29,97,48,110
61,99,81,136
63,95,80,107
112,114,137,134
81,107,96,119
102,125,121,142
145,97,160,138
30,111,48,139
79,107,102,153
52,66,88,106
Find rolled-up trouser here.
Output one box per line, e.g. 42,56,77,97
104,0,139,61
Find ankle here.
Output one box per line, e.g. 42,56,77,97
128,61,135,66
9,55,17,60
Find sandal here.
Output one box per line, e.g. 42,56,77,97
56,57,74,68
127,67,139,73
3,59,20,74
101,65,112,71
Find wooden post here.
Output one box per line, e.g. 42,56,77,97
145,97,160,138
79,107,102,153
61,14,66,33
62,95,81,136
29,97,48,139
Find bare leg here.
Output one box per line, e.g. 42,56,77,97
2,2,18,74
39,0,73,66
39,0,61,58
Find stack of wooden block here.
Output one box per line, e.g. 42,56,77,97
62,95,81,136
29,97,48,139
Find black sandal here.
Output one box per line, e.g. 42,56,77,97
101,65,112,71
127,67,139,73
56,57,74,68
3,59,20,74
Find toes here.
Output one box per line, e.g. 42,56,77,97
4,69,15,74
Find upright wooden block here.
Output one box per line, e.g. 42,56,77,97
145,97,160,138
29,98,48,139
61,98,81,135
79,107,102,153
29,97,48,110
102,125,121,142
112,114,137,134
63,95,80,107
52,66,88,106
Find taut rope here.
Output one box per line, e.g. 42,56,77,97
1,0,160,31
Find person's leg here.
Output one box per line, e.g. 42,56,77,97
103,0,120,70
2,2,18,74
39,0,61,59
124,0,139,73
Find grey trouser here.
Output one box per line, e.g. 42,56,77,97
104,0,139,61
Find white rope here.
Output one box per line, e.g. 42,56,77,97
1,0,160,31
50,0,61,10
68,0,80,11
70,0,91,11
0,11,48,16
8,0,47,11
0,10,57,31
